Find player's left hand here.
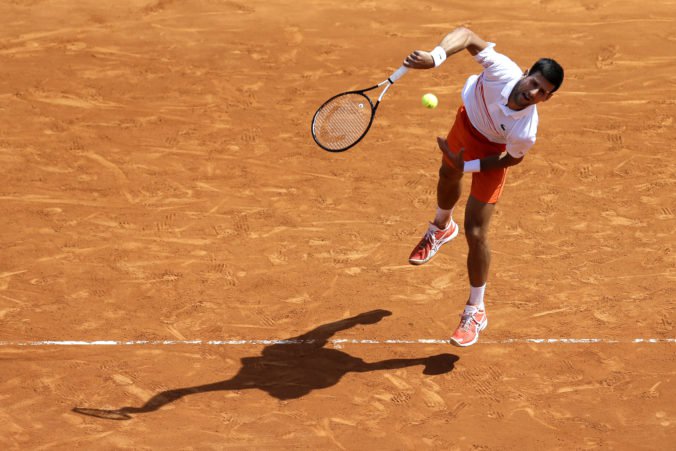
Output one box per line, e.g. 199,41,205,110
437,137,464,172
404,50,435,69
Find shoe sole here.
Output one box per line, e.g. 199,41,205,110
408,224,459,265
449,316,488,348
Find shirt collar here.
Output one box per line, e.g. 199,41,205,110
499,77,535,118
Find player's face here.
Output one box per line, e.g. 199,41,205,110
511,72,555,109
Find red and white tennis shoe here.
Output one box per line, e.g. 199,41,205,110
408,221,458,265
450,306,488,347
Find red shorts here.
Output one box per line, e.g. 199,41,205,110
444,105,507,204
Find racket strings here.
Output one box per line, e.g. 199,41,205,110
313,94,373,150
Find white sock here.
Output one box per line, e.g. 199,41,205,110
467,284,486,310
434,207,453,229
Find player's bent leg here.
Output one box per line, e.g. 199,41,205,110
409,161,462,265
437,159,463,212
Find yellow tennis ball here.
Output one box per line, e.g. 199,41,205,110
422,93,438,109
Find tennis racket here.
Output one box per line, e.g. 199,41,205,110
311,65,409,152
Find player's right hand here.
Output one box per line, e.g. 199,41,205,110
404,50,435,69
437,137,464,173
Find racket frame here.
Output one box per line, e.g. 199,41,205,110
311,66,408,152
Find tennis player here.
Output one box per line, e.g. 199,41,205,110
403,27,563,346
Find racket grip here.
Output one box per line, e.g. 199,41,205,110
388,65,408,83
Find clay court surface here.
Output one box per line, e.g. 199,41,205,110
1,0,674,449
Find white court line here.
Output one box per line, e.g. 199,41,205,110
0,338,674,346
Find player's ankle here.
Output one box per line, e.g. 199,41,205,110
467,284,486,310
433,207,453,229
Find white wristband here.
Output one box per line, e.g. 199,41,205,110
463,159,481,173
430,46,447,67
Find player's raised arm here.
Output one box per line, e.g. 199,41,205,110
403,27,489,69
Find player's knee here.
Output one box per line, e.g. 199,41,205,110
464,222,487,245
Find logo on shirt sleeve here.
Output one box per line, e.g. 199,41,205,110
500,124,506,131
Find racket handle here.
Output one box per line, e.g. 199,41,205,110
388,65,408,83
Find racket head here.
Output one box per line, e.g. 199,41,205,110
311,91,377,152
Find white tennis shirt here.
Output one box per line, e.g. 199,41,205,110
461,43,537,158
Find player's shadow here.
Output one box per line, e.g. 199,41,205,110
73,309,458,420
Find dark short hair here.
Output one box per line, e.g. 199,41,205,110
529,58,564,93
